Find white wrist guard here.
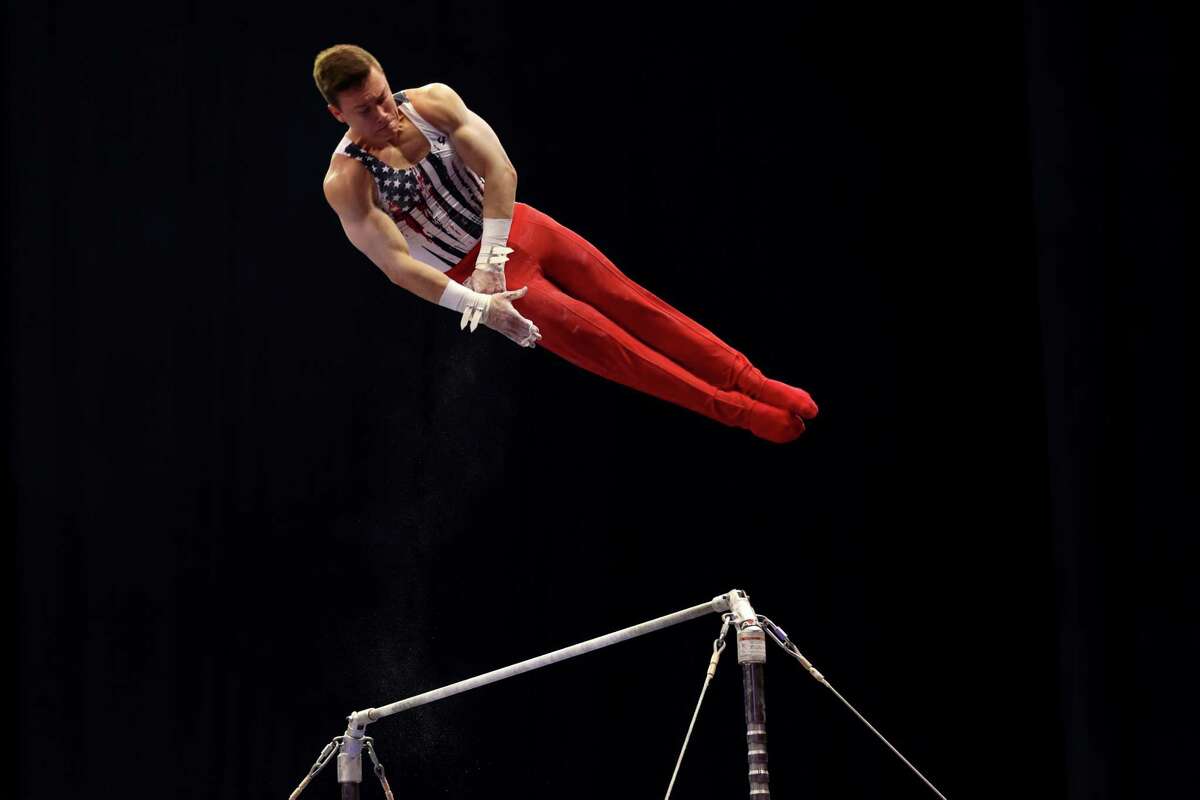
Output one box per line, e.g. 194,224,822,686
475,216,514,272
437,279,491,332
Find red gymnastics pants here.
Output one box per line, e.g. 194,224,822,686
444,202,819,443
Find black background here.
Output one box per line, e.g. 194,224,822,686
7,1,1189,798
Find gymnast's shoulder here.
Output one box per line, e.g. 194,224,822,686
405,82,468,132
322,149,372,218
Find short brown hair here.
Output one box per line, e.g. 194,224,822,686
313,44,383,108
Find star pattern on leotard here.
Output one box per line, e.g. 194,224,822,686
344,142,421,213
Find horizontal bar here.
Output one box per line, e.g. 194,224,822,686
365,596,729,722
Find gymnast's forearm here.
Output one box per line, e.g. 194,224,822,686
385,253,456,304
341,204,458,305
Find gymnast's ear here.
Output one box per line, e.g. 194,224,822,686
327,103,347,124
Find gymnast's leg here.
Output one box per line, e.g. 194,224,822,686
508,270,807,443
513,204,818,421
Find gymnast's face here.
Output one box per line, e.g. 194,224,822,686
328,67,402,146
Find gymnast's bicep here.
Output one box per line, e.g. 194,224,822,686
324,169,412,284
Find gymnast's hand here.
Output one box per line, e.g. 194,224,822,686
475,286,542,348
463,266,507,294
466,243,513,294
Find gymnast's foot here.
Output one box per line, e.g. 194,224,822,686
743,398,808,444
734,362,819,421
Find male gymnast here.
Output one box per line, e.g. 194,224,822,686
315,44,819,443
